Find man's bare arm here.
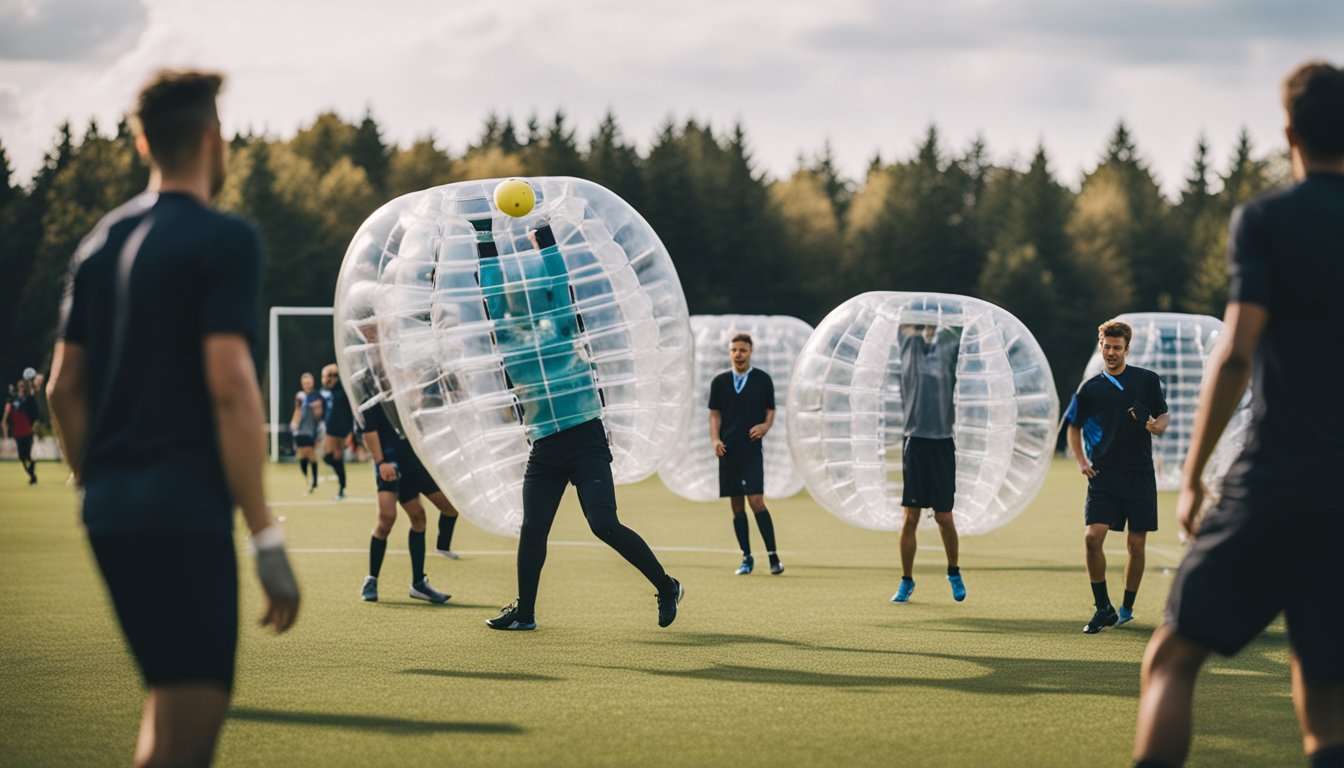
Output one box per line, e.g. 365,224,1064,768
1067,424,1096,478
710,409,726,457
46,341,89,482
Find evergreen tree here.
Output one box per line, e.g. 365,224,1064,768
387,135,455,197
584,111,643,209
348,109,390,195
289,112,356,176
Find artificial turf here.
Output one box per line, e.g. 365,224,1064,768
0,458,1300,767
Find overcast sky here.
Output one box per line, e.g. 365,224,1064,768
1,0,1340,196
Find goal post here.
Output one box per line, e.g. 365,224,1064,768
268,306,335,462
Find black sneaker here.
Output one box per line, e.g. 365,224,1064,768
769,556,784,575
486,601,536,631
410,577,450,604
1083,605,1119,634
657,577,683,628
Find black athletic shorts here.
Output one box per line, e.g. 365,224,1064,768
15,435,33,462
374,453,440,504
1084,468,1158,532
1166,470,1343,684
293,434,315,448
89,530,238,692
325,416,352,440
719,449,764,497
901,436,955,512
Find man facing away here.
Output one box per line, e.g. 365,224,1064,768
709,333,783,576
1066,320,1169,634
45,69,299,768
1133,60,1344,768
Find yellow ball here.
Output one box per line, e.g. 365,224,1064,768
493,178,535,217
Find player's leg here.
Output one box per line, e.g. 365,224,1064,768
729,495,753,574
744,450,780,574
934,511,964,602
1083,521,1118,633
1291,654,1344,764
18,436,36,483
322,433,347,499
492,458,566,628
401,495,448,603
427,491,460,557
364,485,398,601
134,685,230,768
893,506,920,602
1120,530,1148,625
1133,624,1211,766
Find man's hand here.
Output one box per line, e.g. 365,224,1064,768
1176,479,1207,543
378,461,398,482
748,423,769,441
1145,416,1161,435
713,439,727,458
1077,460,1097,478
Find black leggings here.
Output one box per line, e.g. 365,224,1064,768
516,420,666,618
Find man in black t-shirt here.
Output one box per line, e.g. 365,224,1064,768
357,400,457,604
1133,61,1344,768
1066,319,1169,634
45,70,298,768
709,333,782,575
320,364,353,500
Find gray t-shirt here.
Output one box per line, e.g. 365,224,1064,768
294,390,320,438
900,328,959,439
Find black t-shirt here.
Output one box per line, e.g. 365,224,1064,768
59,192,262,534
1065,366,1168,472
361,402,413,464
326,382,354,433
1227,173,1344,472
708,368,775,453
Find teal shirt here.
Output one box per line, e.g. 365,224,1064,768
479,244,602,440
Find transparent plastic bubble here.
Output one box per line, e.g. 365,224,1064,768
658,315,813,502
787,292,1058,535
1078,312,1251,492
333,177,693,536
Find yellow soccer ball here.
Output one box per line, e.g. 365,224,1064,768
493,178,535,217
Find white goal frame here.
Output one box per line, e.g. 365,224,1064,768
268,306,335,462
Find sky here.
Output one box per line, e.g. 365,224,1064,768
1,0,1341,197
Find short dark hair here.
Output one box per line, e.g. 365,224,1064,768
1282,60,1344,159
133,69,224,174
730,333,753,347
1098,319,1132,347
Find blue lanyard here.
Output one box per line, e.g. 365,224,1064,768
1101,371,1124,391
732,368,752,394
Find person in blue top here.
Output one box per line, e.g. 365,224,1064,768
1066,319,1169,634
472,217,682,632
45,68,298,768
1133,60,1344,768
320,364,353,500
709,333,782,576
290,372,323,493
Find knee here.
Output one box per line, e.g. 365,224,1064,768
1127,536,1147,556
1146,627,1207,679
587,509,620,541
1084,532,1106,552
934,512,956,531
901,511,921,532
748,497,767,514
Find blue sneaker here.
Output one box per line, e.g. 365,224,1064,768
891,578,915,603
360,576,378,602
1117,605,1135,625
735,555,754,575
948,573,967,602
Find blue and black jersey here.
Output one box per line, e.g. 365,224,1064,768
1065,366,1167,472
708,369,775,453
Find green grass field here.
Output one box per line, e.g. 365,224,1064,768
0,458,1300,767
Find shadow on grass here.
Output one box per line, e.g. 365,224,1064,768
228,707,524,734
371,601,498,610
402,668,563,682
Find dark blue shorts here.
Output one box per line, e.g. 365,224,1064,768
719,449,764,497
294,434,315,448
1084,468,1157,532
374,453,440,504
901,436,956,512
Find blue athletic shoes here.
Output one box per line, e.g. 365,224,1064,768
735,555,754,575
891,578,915,603
948,573,967,602
360,576,378,602
1117,606,1135,625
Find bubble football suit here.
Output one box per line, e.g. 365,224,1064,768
787,292,1058,535
333,177,693,536
658,315,814,501
1078,312,1250,492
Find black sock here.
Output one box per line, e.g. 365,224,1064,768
323,454,346,489
733,513,751,555
902,576,914,583
754,509,777,553
409,529,426,583
1133,760,1176,768
1123,589,1137,610
369,536,387,579
310,461,319,487
1091,581,1111,609
300,458,309,479
948,565,960,576
438,514,457,550
1311,743,1344,768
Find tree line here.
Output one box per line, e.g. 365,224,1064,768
0,110,1288,412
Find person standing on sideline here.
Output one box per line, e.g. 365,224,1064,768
45,69,299,768
357,401,454,603
4,379,41,484
289,371,322,493
892,324,966,603
319,364,353,500
1133,60,1344,768
1066,320,1169,634
481,221,682,631
709,333,783,575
